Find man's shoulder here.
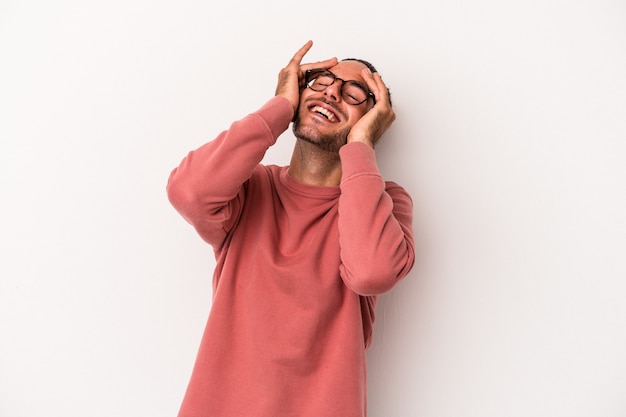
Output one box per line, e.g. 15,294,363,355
384,180,413,202
248,164,286,187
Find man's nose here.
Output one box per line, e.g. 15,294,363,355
323,79,344,102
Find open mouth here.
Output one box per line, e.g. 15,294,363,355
309,105,338,122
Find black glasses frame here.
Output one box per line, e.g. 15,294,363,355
304,69,376,106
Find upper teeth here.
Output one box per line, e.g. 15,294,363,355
312,106,335,121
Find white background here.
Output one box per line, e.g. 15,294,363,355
1,1,625,416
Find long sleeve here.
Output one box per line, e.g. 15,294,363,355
166,96,293,248
338,142,415,296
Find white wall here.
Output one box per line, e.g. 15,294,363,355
1,1,625,416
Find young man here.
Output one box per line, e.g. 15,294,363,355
167,40,415,417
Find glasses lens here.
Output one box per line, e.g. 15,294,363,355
342,82,369,105
307,71,334,91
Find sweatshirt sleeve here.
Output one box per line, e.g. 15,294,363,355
166,96,294,248
337,142,416,295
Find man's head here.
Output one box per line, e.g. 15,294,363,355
292,58,388,153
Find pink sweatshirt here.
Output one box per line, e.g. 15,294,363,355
167,96,415,417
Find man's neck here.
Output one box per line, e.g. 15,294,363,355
287,140,343,187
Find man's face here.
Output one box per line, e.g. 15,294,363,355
292,60,374,153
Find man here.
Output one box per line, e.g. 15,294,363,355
167,40,415,417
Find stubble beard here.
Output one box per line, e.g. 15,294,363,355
292,118,351,154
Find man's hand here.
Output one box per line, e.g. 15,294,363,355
347,69,396,148
275,40,338,113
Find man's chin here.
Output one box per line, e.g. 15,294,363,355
294,124,349,151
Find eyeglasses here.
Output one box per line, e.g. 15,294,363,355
304,69,376,106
